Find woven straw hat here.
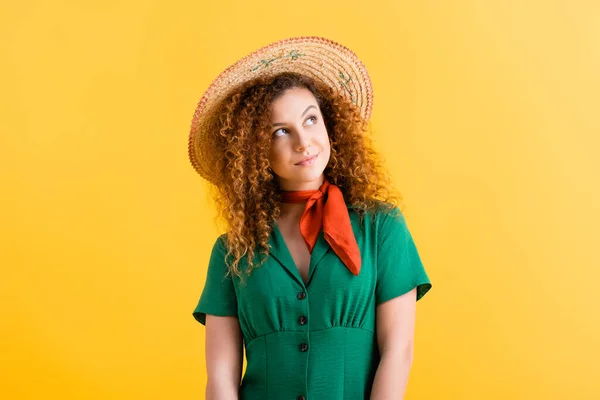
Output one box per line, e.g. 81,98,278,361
187,36,374,183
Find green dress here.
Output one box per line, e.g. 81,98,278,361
192,205,432,400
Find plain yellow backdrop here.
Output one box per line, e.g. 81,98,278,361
1,0,599,399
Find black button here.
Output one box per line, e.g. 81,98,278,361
297,396,306,400
300,343,308,352
298,316,307,325
297,292,306,300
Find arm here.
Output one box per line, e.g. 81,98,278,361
370,288,417,400
205,314,243,400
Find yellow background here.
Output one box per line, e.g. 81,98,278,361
2,0,599,399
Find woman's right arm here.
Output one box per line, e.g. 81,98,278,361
205,314,243,400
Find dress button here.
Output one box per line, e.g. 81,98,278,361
300,343,308,352
297,396,306,400
297,291,306,300
298,316,307,325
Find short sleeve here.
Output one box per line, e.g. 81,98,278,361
376,207,432,304
192,235,238,325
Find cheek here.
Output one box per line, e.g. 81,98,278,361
320,134,332,165
319,131,331,153
268,143,285,167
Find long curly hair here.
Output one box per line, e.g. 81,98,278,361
203,72,402,281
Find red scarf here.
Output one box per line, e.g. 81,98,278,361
280,179,361,276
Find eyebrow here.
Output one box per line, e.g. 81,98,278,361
271,105,317,127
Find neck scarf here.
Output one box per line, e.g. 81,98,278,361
280,179,361,276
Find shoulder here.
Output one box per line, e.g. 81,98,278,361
207,233,231,266
209,233,229,251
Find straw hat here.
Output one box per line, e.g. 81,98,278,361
187,36,374,183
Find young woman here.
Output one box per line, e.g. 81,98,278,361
188,37,432,400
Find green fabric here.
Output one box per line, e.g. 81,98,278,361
192,205,432,399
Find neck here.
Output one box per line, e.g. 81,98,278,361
276,175,326,191
276,175,329,223
278,202,306,223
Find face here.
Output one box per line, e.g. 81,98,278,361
268,87,331,191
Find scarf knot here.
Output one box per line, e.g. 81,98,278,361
280,179,361,276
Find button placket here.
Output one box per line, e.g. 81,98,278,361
296,288,310,398
297,291,309,334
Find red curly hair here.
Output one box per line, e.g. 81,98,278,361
202,72,402,281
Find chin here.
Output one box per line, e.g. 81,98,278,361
300,167,326,180
300,176,323,185
280,169,325,185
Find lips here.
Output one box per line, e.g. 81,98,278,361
295,153,319,166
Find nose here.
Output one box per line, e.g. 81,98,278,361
294,129,311,152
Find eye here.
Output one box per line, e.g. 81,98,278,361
272,127,289,138
306,116,318,126
272,115,318,138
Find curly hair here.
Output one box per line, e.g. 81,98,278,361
202,72,402,282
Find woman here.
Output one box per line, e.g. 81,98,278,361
189,37,432,400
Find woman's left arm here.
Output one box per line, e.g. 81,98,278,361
370,287,417,400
